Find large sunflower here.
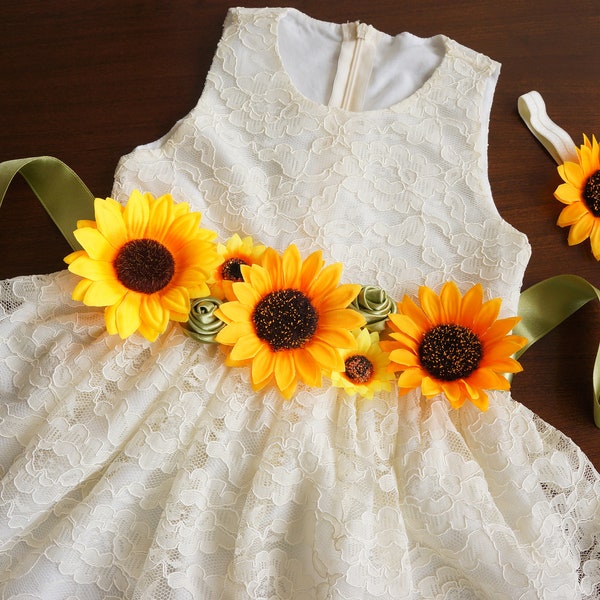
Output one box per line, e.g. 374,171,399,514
214,244,365,398
209,233,266,300
329,328,395,399
554,134,600,259
382,282,527,411
65,191,222,341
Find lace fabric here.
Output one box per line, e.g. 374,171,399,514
1,7,600,599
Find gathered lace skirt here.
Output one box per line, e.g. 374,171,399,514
1,270,600,599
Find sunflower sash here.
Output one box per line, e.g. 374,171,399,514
1,155,600,423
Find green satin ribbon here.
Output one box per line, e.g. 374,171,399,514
2,157,600,426
0,156,95,251
514,274,600,427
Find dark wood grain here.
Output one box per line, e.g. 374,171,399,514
1,1,599,463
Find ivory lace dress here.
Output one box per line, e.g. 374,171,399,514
1,7,600,599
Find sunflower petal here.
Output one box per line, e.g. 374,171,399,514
314,327,356,350
230,333,263,361
115,292,142,339
306,340,344,371
84,279,127,307
74,227,117,261
389,348,420,369
397,367,424,390
122,189,150,239
140,294,169,334
559,161,584,187
294,348,322,388
421,376,442,397
162,287,190,315
319,308,365,330
460,284,484,327
557,201,589,226
568,213,595,245
68,256,115,282
440,281,461,322
281,244,301,288
251,346,276,386
300,250,324,288
554,182,583,205
215,321,254,345
308,262,343,298
274,351,296,393
94,197,128,247
419,286,443,322
590,221,600,260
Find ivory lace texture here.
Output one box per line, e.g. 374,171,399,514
1,7,600,599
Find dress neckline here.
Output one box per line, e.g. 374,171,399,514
271,7,453,117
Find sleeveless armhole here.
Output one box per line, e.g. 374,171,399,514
111,8,240,203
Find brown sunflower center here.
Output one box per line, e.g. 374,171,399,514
220,257,247,282
344,354,374,384
418,324,482,381
583,170,600,217
252,289,318,351
114,238,175,294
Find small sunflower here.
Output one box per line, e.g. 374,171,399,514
329,328,395,399
65,190,222,341
214,244,366,398
382,282,527,411
210,233,266,300
554,134,600,259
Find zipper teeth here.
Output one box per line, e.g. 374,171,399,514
341,35,364,111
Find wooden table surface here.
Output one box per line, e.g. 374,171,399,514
1,1,599,464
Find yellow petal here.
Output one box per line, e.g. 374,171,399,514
140,294,169,333
387,314,422,342
308,262,343,297
442,380,463,407
122,190,150,239
558,161,585,187
162,287,190,315
314,327,356,350
318,284,361,312
74,227,117,262
68,256,115,281
557,201,589,227
83,279,127,306
281,244,301,288
64,250,86,265
294,348,322,388
400,295,431,332
590,221,600,260
480,316,521,344
216,301,252,323
467,388,489,411
306,340,344,371
216,321,254,345
397,367,425,390
250,346,275,387
554,182,583,205
163,213,202,253
231,282,262,306
319,308,365,331
146,193,175,242
260,249,282,289
389,348,420,369
460,284,484,327
274,351,296,393
94,197,128,248
419,286,443,323
440,281,461,322
472,297,501,334
300,250,324,289
421,376,442,397
568,213,595,245
72,278,93,301
230,333,263,361
115,292,142,339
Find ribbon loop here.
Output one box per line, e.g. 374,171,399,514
0,156,95,251
515,275,600,427
518,91,578,165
